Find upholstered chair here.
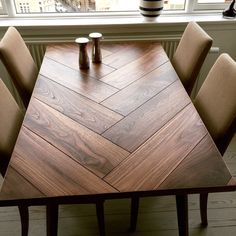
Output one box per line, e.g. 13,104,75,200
0,78,29,236
172,21,213,95
0,79,24,175
194,53,236,225
194,53,236,155
0,26,38,107
130,53,236,233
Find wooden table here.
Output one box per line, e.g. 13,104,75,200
0,42,235,236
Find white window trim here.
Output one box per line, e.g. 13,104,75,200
0,0,233,18
193,0,229,11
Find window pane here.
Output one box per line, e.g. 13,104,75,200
0,0,6,14
164,0,185,10
194,0,231,10
13,0,186,14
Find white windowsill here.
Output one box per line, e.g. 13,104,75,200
0,12,235,27
0,12,235,44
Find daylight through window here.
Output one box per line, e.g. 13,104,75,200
12,0,186,14
0,0,233,16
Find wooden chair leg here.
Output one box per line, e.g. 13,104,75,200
200,193,208,226
46,203,58,236
96,200,105,236
176,194,189,236
18,205,29,236
130,196,139,232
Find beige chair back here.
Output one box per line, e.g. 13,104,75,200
0,26,38,107
194,53,236,154
0,79,24,176
172,21,213,95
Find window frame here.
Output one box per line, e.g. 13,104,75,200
0,0,232,18
193,0,229,11
1,0,187,18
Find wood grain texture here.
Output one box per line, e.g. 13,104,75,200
45,43,78,57
102,42,163,69
104,104,208,192
101,62,178,116
34,75,123,134
1,42,235,211
46,43,114,63
103,80,190,152
39,57,118,102
159,135,232,190
24,98,129,178
0,167,44,201
100,47,169,89
3,194,236,235
45,44,115,79
11,127,117,197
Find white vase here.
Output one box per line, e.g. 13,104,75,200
139,0,164,18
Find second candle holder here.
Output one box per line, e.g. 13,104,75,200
89,32,103,63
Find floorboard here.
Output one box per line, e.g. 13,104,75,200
0,135,235,236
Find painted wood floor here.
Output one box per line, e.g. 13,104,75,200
0,135,236,236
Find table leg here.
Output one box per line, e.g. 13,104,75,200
18,205,29,236
200,193,208,226
96,200,105,236
46,203,58,236
176,194,189,236
130,196,139,232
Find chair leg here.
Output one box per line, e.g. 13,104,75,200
200,193,208,226
96,200,105,236
46,203,58,236
18,205,29,236
176,194,189,236
130,196,139,232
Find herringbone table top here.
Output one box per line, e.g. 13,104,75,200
0,42,235,204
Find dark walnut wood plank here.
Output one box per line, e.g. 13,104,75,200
101,42,137,54
47,43,113,62
34,75,123,134
24,98,129,178
11,127,117,197
159,135,232,190
105,104,208,192
102,42,163,69
39,57,118,103
103,80,190,152
45,44,115,79
0,167,45,201
100,47,169,89
101,62,178,116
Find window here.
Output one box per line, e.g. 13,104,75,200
194,0,231,10
3,0,186,14
0,0,233,16
164,0,185,10
0,0,7,14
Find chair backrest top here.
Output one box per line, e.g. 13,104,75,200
172,21,213,94
194,53,236,153
0,26,38,107
0,79,24,175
